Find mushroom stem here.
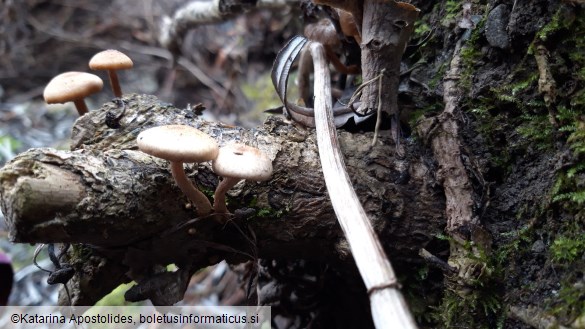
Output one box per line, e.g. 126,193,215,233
73,99,89,115
170,161,212,215
213,177,240,213
107,70,122,97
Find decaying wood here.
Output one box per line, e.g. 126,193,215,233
417,39,492,295
0,162,84,238
360,1,419,140
310,42,417,329
0,94,445,305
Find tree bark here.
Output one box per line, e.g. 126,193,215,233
360,0,419,140
0,94,445,304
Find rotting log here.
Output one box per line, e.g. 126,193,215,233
0,93,445,305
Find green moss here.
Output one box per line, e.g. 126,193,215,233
553,116,585,205
550,235,585,263
441,0,462,26
245,195,290,219
409,102,443,127
535,9,570,43
433,285,502,329
431,235,503,328
552,280,585,321
516,114,554,151
413,20,431,40
494,220,535,266
428,62,448,90
256,205,288,219
459,18,487,91
492,73,538,103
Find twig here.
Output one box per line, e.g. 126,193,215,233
372,69,385,146
534,43,559,126
419,248,457,274
309,41,417,329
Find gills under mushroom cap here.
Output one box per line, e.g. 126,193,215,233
137,125,219,163
212,143,273,181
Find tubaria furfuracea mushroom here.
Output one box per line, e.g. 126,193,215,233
137,125,218,216
43,72,103,116
89,49,133,98
212,143,273,213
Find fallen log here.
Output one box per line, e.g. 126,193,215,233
0,93,445,305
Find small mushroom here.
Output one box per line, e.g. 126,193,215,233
89,49,133,97
43,71,103,115
137,125,218,215
303,19,360,75
212,143,273,213
304,19,340,48
337,9,362,44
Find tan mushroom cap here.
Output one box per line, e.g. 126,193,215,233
137,125,219,163
89,49,133,70
212,143,273,181
304,19,340,47
43,72,103,104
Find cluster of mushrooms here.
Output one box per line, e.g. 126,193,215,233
43,49,134,115
137,125,273,216
42,49,273,217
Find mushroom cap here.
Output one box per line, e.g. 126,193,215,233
304,19,340,47
43,72,103,104
89,49,134,70
212,143,273,181
137,125,219,163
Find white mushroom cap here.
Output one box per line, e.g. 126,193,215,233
212,143,273,181
43,72,103,104
137,125,219,163
89,49,133,70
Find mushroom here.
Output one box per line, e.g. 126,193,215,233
304,19,341,48
337,9,362,44
303,19,359,76
212,143,273,213
89,49,133,97
137,125,218,215
43,71,103,115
